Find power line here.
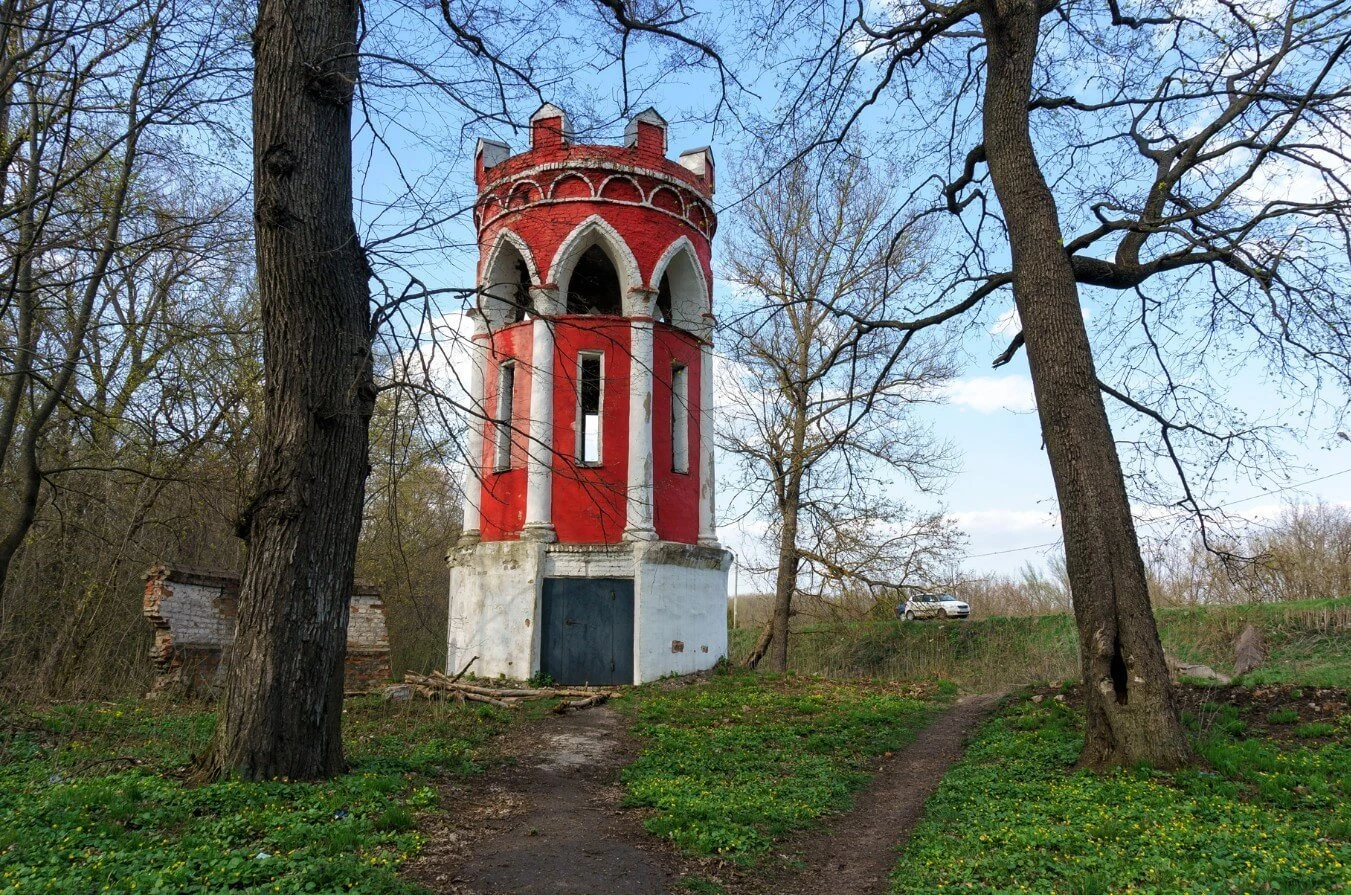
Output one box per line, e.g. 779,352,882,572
1209,466,1351,510
966,539,1061,559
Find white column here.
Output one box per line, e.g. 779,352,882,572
698,341,719,547
522,309,557,542
458,311,488,546
625,289,658,541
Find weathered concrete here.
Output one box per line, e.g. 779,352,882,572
447,540,729,683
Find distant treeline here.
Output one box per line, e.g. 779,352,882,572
731,501,1351,629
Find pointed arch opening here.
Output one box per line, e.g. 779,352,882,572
481,232,536,326
651,239,709,333
656,272,673,323
550,216,640,317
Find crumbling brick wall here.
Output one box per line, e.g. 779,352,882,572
143,563,391,697
346,585,392,693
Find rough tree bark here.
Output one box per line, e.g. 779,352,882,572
202,0,374,780
977,0,1190,768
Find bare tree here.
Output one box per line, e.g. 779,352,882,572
0,0,245,613
742,0,1351,767
721,150,959,671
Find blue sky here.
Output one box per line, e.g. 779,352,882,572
353,3,1351,585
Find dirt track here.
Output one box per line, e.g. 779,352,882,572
404,707,676,895
405,694,1000,895
764,693,1002,895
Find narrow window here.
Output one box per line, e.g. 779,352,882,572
577,353,603,465
671,363,689,473
494,361,515,471
510,257,531,322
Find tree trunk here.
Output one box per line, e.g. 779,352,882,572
766,390,810,673
202,0,373,781
741,618,774,670
977,0,1191,769
767,483,802,673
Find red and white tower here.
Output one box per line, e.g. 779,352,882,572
447,104,729,685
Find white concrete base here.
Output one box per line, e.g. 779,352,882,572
447,540,730,683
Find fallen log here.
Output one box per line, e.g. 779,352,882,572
552,693,609,713
395,671,620,707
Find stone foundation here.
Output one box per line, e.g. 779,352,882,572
142,563,391,697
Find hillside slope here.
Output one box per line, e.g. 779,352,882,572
728,598,1351,689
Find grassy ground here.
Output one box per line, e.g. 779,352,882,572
619,671,946,863
0,696,516,894
890,686,1351,895
728,598,1351,690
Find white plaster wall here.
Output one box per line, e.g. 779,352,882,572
447,541,544,679
634,545,730,681
450,539,729,683
542,545,634,578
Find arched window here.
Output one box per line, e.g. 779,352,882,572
566,244,623,315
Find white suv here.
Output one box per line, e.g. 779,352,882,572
898,593,970,621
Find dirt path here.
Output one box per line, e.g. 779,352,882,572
761,693,1003,895
406,693,1001,895
405,706,680,895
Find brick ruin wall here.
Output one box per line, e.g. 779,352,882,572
142,563,391,697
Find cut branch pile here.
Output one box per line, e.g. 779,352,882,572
394,670,620,712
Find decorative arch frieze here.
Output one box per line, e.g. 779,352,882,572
598,174,645,203
507,180,543,208
649,185,685,218
476,167,717,238
549,172,594,200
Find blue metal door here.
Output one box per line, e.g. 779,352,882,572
540,577,634,686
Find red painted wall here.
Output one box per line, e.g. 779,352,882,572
652,325,701,544
549,318,632,543
479,322,533,541
480,194,711,297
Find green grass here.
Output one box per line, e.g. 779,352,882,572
1163,598,1351,688
729,613,1082,689
1269,707,1301,725
0,696,512,894
728,597,1351,690
890,693,1351,894
1240,631,1351,687
619,672,939,863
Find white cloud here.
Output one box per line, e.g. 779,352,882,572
943,375,1037,413
991,307,1020,335
949,508,1060,534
